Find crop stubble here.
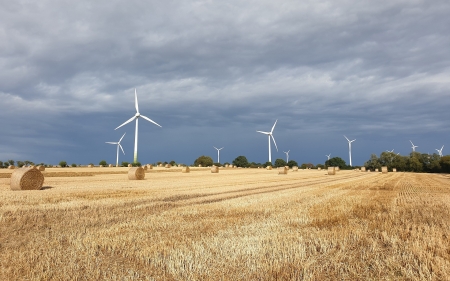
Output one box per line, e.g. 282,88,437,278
0,169,449,280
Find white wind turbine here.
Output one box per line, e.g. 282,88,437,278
386,149,394,153
326,154,331,160
213,146,224,163
106,133,126,167
115,89,161,163
283,150,290,163
410,140,418,152
344,135,356,167
257,120,278,163
436,145,444,157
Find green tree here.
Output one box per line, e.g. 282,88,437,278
364,154,380,171
17,161,25,168
274,158,287,167
169,160,176,166
0,161,3,168
286,160,298,168
194,155,214,167
71,163,77,167
7,160,15,166
233,156,249,168
408,156,423,172
440,156,450,173
59,161,68,168
264,161,272,167
121,161,129,167
99,160,107,166
325,157,346,168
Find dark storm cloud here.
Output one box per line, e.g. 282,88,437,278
1,0,449,165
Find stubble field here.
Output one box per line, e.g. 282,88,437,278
1,167,449,280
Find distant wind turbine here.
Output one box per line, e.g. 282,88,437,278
115,89,161,163
106,133,126,167
213,146,224,163
326,154,331,160
283,150,290,163
410,140,418,152
386,149,394,153
257,120,278,163
344,135,356,166
436,145,444,157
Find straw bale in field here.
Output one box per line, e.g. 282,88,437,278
8,165,15,169
292,166,298,171
147,164,153,169
335,166,340,171
361,167,366,172
328,167,335,175
128,164,133,167
375,168,379,172
143,165,148,171
211,166,219,173
88,164,94,168
266,166,272,170
37,165,45,171
317,167,322,171
128,167,145,180
198,164,202,167
382,166,388,174
10,167,44,190
108,164,113,167
278,167,288,174
393,168,397,172
165,164,172,168
182,167,190,173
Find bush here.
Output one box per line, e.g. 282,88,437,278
132,162,142,167
194,155,214,167
59,161,68,168
121,161,129,167
264,161,272,167
233,156,249,168
274,158,287,168
71,163,77,167
213,162,222,167
287,160,298,168
99,160,107,166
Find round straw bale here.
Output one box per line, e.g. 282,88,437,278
292,166,298,171
147,164,153,169
182,166,190,173
143,165,148,171
278,167,288,174
375,168,379,172
381,166,388,174
328,167,336,175
165,164,172,168
266,166,272,170
10,167,44,190
317,167,322,171
198,164,202,167
128,167,145,180
8,165,15,169
335,166,340,171
128,164,133,167
88,164,94,168
109,164,113,167
37,165,45,171
393,168,397,172
360,167,366,172
211,166,219,173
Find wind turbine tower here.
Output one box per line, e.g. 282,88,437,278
344,135,356,166
410,140,418,152
213,146,224,163
257,120,278,163
106,133,126,167
283,150,290,163
115,89,161,163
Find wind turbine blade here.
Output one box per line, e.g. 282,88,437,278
134,89,139,113
271,134,278,151
115,116,136,130
105,142,118,144
257,131,270,135
119,132,126,143
140,115,162,127
219,147,224,150
271,119,278,133
119,144,125,155
344,135,349,142
351,139,356,143
410,140,414,145
441,145,444,150
213,146,218,150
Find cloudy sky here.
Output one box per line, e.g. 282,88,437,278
1,0,449,166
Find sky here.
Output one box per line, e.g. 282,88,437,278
1,0,449,166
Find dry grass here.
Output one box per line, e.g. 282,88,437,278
1,169,449,280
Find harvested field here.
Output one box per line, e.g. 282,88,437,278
0,169,449,280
